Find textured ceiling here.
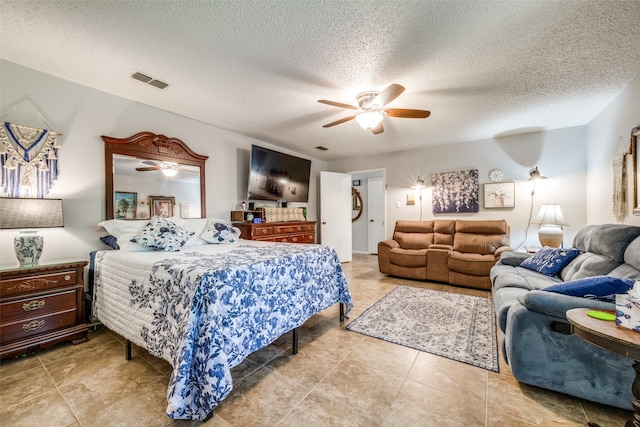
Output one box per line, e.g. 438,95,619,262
1,1,639,161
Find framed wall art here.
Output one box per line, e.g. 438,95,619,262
484,182,515,209
149,196,175,218
431,169,479,214
114,191,137,219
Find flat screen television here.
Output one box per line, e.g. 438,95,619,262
247,145,311,203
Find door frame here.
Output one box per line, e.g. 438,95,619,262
348,168,386,254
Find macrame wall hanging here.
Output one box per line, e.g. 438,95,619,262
612,136,628,223
0,99,62,198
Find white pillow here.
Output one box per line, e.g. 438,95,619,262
182,218,209,246
98,219,148,238
98,219,154,252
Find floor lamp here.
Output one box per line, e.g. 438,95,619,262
412,176,426,221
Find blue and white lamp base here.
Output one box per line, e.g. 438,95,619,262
14,230,44,266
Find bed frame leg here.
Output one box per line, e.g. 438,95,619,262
126,339,132,361
340,303,345,322
292,328,298,355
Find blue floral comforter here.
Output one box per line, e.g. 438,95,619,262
92,241,352,420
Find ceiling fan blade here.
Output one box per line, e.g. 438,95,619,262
385,108,431,119
142,160,160,166
374,84,405,107
136,166,161,172
318,99,357,110
371,122,384,135
322,115,356,128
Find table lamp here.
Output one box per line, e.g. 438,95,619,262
0,198,64,266
532,204,568,248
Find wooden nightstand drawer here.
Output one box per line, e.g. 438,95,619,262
1,270,77,298
1,309,77,344
1,289,77,324
1,260,88,359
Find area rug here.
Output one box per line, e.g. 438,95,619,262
346,286,499,372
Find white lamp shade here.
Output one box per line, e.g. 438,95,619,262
532,204,568,226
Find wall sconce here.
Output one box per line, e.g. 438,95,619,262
532,204,568,248
0,198,64,266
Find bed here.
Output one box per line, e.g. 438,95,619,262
91,237,353,421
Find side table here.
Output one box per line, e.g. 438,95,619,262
0,260,88,359
566,308,640,427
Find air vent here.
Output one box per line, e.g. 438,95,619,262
131,72,169,89
131,72,152,83
315,146,329,151
148,79,168,89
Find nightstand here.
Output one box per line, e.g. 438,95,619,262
0,260,89,359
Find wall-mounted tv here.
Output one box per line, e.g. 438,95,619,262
247,145,311,203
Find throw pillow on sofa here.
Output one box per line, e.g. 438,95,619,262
542,275,635,302
519,246,580,276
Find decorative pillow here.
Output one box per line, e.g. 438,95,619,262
100,235,119,250
519,247,580,276
200,219,241,244
131,216,193,252
98,219,155,252
542,275,635,302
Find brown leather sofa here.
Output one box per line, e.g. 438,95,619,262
378,219,511,289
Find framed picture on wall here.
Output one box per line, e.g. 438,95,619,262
484,182,515,209
149,196,175,218
114,191,137,219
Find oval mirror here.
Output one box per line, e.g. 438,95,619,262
352,187,363,223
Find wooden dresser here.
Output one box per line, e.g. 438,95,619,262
234,221,316,243
0,260,88,359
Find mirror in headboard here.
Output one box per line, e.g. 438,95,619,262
102,131,208,220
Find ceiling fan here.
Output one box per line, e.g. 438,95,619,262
136,160,196,177
318,84,430,135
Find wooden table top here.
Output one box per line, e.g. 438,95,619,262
567,308,640,361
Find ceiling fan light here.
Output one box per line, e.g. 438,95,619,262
162,168,178,177
355,111,383,129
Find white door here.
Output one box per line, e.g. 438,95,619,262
320,171,352,262
368,177,385,254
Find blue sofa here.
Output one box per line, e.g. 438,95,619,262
490,224,640,410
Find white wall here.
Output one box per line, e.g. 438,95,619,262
329,126,588,250
586,77,640,226
0,60,327,265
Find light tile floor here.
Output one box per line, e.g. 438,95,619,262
0,254,632,426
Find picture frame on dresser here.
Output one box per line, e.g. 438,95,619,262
149,196,175,218
114,191,137,219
